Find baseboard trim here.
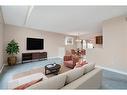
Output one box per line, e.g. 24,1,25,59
0,57,62,73
0,64,5,74
57,56,63,59
48,56,62,59
96,65,127,76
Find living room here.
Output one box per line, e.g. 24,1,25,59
0,6,127,90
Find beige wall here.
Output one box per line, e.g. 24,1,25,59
86,16,127,73
0,8,4,70
4,25,76,64
80,32,103,48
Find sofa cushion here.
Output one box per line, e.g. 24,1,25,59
64,67,84,84
83,63,95,74
27,74,66,89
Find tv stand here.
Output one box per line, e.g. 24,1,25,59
22,52,47,63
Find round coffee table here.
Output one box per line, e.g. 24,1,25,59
45,63,61,75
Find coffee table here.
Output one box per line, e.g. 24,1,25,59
45,63,61,75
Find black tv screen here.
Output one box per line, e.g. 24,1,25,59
27,38,44,50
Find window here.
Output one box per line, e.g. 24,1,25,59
82,40,87,49
82,40,94,49
87,43,94,48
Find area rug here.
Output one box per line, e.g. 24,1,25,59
13,63,71,79
8,64,71,89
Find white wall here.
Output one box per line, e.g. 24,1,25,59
4,25,76,64
0,8,4,70
86,16,127,73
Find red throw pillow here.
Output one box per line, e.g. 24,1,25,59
80,61,88,66
74,61,88,68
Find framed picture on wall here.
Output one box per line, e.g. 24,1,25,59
65,36,73,45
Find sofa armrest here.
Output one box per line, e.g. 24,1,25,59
61,68,102,89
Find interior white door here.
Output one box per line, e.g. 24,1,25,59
58,47,65,58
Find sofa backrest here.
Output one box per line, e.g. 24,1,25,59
27,63,96,89
63,67,84,84
64,62,95,84
82,63,95,74
27,73,66,89
61,68,102,89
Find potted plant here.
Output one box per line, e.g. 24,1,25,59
6,40,19,66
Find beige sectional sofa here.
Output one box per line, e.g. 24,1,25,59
27,63,102,89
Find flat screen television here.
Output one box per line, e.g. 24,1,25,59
27,38,44,50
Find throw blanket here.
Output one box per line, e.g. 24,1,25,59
14,78,43,90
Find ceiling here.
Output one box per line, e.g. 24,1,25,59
1,6,127,35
